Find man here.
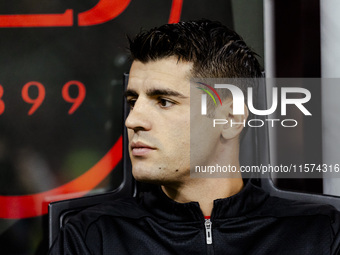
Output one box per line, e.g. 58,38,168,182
50,20,340,254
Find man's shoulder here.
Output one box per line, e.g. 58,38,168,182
66,196,151,232
252,192,340,222
49,196,155,254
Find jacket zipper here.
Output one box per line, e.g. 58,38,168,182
204,219,212,244
204,219,213,254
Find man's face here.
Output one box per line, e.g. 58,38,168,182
125,57,192,185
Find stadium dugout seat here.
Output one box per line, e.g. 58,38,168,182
48,74,136,247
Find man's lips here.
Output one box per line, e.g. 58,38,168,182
130,141,156,156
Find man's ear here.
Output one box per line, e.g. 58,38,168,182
220,101,248,140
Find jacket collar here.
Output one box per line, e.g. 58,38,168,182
142,179,269,222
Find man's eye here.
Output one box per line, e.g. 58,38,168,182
158,98,174,108
127,99,136,109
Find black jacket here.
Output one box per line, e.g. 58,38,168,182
49,180,340,254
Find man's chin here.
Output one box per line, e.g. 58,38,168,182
132,174,165,186
132,167,159,183
132,168,172,186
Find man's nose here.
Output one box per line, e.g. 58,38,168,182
125,98,152,132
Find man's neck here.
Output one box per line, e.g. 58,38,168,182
161,177,244,217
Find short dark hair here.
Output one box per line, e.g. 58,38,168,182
129,19,262,79
129,20,262,140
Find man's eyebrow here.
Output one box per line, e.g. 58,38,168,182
124,89,138,98
146,88,187,98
